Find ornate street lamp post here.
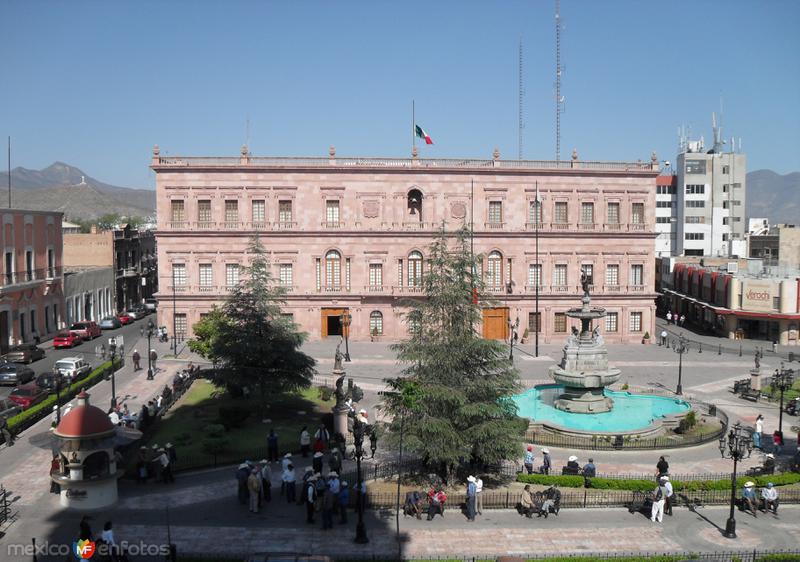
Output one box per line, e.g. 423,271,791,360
509,316,519,360
141,319,156,380
341,312,352,362
351,414,376,544
718,422,753,539
53,365,63,425
672,334,688,395
109,339,118,409
773,363,795,437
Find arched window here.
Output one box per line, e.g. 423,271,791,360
487,251,503,289
325,250,341,288
369,311,383,336
407,189,423,221
408,251,423,287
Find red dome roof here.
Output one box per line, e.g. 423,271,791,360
54,391,115,438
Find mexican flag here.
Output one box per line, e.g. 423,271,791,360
415,125,434,145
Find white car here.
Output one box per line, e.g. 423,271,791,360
54,357,92,383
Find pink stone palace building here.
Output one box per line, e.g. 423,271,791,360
152,146,660,344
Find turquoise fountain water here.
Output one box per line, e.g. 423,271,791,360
512,384,691,433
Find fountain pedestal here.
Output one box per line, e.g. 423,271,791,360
549,294,620,413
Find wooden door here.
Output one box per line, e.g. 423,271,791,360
482,307,509,340
321,308,346,338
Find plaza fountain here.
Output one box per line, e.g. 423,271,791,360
513,276,692,438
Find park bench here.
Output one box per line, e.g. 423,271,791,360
732,379,750,394
739,388,761,402
561,466,581,475
625,490,652,515
745,461,775,477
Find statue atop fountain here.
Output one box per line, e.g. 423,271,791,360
548,279,621,413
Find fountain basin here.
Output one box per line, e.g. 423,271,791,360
512,384,691,434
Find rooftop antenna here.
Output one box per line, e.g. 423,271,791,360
711,111,725,153
555,0,564,161
518,37,524,160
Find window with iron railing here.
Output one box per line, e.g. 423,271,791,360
279,200,293,223
225,200,239,224
171,200,185,222
631,203,645,224
580,202,594,224
554,313,567,333
528,312,541,333
630,264,644,286
199,264,213,287
607,202,620,224
369,263,383,287
581,264,593,285
408,251,423,287
528,264,541,286
252,200,266,223
554,202,568,224
553,264,567,286
629,311,642,332
198,200,212,223
326,200,340,225
226,264,240,288
325,250,341,288
175,314,187,338
172,264,186,287
279,263,293,286
486,251,503,289
605,312,618,332
488,201,502,224
528,200,542,224
605,264,619,285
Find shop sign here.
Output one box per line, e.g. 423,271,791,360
66,489,87,500
741,281,775,312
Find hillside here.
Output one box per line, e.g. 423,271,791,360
746,169,800,224
1,162,155,220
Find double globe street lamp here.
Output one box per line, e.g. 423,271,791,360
341,312,352,362
672,334,688,396
108,339,118,408
718,422,753,539
350,412,377,544
141,319,156,380
773,363,795,437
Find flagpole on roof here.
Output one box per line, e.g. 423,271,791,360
412,100,416,150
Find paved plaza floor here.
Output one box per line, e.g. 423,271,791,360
0,323,798,559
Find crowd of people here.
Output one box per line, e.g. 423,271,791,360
135,443,177,484
523,445,596,478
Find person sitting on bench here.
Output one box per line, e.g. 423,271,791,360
742,481,758,517
518,485,535,517
404,490,423,519
761,482,779,514
563,455,581,475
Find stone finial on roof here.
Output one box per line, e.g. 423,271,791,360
651,151,658,164
152,145,160,156
572,148,578,161
493,147,500,160
412,146,419,158
241,144,249,156
329,145,336,158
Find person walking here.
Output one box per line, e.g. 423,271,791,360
300,426,311,457
541,448,552,475
314,424,330,451
322,484,335,530
465,476,477,521
267,430,279,462
158,447,174,483
679,314,686,327
523,445,535,475
475,475,484,515
650,478,668,523
132,349,141,371
79,515,93,541
283,463,296,503
312,451,324,474
660,330,668,346
247,468,261,513
1,415,15,446
656,455,669,478
236,463,250,504
305,474,317,523
666,311,672,323
773,430,784,455
328,447,342,474
149,349,158,372
663,475,674,516
338,481,350,524
259,460,272,503
753,415,764,449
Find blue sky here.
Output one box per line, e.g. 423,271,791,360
2,0,799,188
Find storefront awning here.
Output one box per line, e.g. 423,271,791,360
662,289,800,320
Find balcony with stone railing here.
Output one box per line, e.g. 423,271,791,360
321,221,346,229
484,222,505,230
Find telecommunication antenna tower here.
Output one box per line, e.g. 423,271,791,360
518,38,524,160
555,0,564,161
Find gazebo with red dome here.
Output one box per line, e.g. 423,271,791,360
52,391,121,508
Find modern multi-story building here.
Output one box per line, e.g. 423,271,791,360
748,223,800,271
675,138,746,258
152,146,661,344
0,209,64,353
655,174,677,257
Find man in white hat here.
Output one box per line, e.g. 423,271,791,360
259,459,272,503
313,451,324,474
742,481,757,516
466,476,477,521
328,471,341,496
566,455,580,474
662,475,673,516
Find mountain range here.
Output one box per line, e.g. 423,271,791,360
1,162,797,226
1,162,155,221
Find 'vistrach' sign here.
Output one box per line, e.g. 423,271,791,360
741,281,775,313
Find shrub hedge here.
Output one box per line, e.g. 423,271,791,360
516,471,800,491
6,359,118,432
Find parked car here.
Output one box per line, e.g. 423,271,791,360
117,313,134,325
143,298,158,311
125,307,146,320
0,362,35,386
0,397,21,419
99,316,122,330
54,357,92,383
35,371,68,393
69,321,102,340
1,344,45,364
8,383,47,409
54,331,83,349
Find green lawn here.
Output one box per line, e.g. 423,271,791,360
763,379,800,402
144,380,334,469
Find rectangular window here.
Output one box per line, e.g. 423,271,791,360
225,200,239,224
369,263,383,287
488,201,502,224
252,200,266,223
631,203,644,224
605,312,618,332
656,217,672,224
528,201,542,224
397,259,403,287
326,200,340,225
345,258,351,291
605,264,619,285
369,312,383,335
686,200,705,208
315,259,321,291
722,216,741,225
722,200,742,209
25,250,33,281
528,312,541,333
629,311,642,333
685,216,705,224
175,314,187,338
528,264,542,286
553,264,567,286
607,202,620,224
656,185,676,195
581,202,594,224
773,296,780,310
279,200,293,223
199,264,213,287
279,263,293,286
170,200,185,222
581,264,593,285
554,202,568,224
685,184,705,194
554,313,567,333
656,201,674,208
198,200,212,224
685,233,705,240
630,264,643,286
172,263,186,287
226,264,240,288
722,165,730,174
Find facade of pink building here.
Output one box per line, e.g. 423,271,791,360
0,209,64,353
152,146,660,344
